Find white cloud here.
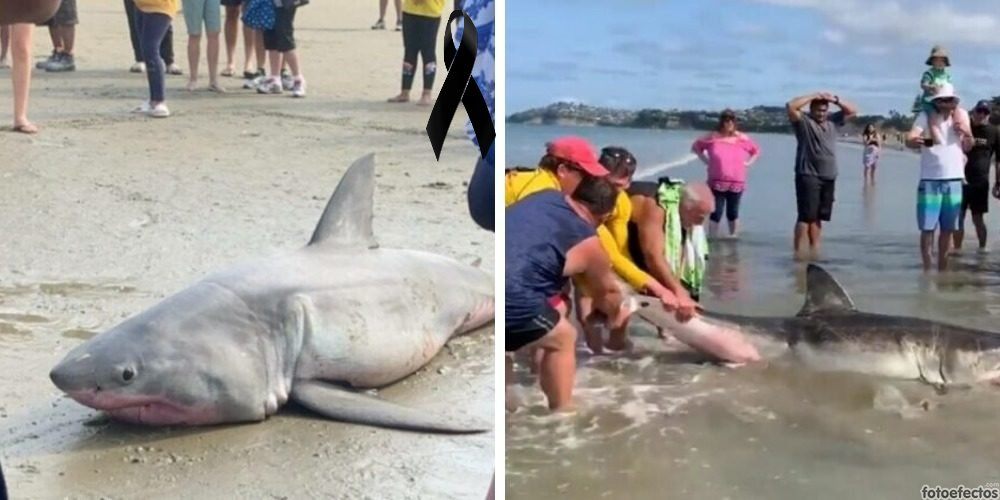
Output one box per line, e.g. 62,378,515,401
747,0,1000,46
823,29,846,44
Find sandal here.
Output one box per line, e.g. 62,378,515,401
208,83,227,93
221,67,234,77
387,94,410,103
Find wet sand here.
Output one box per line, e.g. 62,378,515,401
0,1,493,498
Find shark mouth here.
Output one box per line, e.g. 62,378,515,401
64,390,210,426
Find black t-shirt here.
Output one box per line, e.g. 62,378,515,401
965,123,1000,186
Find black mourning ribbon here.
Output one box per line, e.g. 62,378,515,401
426,10,495,160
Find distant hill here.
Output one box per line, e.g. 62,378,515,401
506,101,938,137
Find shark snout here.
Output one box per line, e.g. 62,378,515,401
50,352,97,393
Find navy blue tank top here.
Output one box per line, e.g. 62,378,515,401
506,191,595,324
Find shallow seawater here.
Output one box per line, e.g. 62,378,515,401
506,125,1000,499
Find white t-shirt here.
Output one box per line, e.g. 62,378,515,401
916,110,967,180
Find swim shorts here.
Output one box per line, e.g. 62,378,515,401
505,302,560,353
962,183,989,215
917,179,963,232
795,174,835,223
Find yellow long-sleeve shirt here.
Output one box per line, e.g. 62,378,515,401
504,168,651,291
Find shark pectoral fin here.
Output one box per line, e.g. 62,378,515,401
290,380,487,434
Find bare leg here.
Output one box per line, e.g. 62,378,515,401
254,29,265,70
393,0,401,23
0,25,10,66
534,316,578,412
186,34,201,90
223,5,239,74
47,25,60,52
972,212,987,249
574,292,602,355
11,24,36,133
793,222,809,259
58,25,74,55
206,32,221,88
938,231,952,271
283,49,299,76
808,221,822,257
920,231,934,272
378,0,388,20
953,209,966,250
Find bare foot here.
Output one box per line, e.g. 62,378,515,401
417,92,433,106
208,82,226,93
185,79,198,91
387,92,409,103
221,65,234,77
12,122,39,134
0,59,9,69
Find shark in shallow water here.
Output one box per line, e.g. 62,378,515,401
634,264,1000,387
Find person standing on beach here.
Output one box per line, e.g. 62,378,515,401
2,0,61,133
387,0,443,106
256,0,307,97
372,0,401,31
181,0,225,92
952,99,1000,253
786,91,858,260
124,0,180,75
905,83,973,271
34,0,78,72
862,124,881,185
132,0,180,117
506,176,628,412
220,0,263,78
691,109,760,239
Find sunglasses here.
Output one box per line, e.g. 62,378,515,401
936,98,957,104
600,148,636,167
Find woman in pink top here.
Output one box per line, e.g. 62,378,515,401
691,109,761,239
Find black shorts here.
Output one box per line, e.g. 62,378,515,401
220,0,242,6
263,6,297,52
795,174,835,223
962,183,989,215
505,303,560,352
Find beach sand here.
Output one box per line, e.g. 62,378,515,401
0,1,493,498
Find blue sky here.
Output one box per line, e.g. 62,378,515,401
507,0,1000,116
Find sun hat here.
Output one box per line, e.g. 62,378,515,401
925,45,951,66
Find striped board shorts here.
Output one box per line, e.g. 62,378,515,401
916,179,963,232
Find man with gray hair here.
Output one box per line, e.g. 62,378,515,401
627,178,714,303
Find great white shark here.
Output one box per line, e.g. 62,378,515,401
49,154,494,432
634,264,1000,387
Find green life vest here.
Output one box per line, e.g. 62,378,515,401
657,178,709,296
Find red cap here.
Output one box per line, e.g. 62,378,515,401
545,136,609,176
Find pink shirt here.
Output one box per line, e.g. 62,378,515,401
691,133,760,193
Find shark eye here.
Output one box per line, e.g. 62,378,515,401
122,367,135,382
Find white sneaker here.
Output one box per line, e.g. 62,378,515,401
256,77,283,94
149,102,171,118
281,73,294,91
291,77,306,98
130,62,146,73
243,75,265,90
132,101,152,114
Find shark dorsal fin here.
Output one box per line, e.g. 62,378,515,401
308,154,379,250
798,264,856,316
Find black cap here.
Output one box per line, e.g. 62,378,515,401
974,100,992,112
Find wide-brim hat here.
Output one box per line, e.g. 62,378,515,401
930,82,959,102
926,45,951,66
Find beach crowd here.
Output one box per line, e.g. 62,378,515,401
0,0,483,128
505,45,1000,411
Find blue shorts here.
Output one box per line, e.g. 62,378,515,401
917,179,963,232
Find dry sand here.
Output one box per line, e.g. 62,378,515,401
0,0,493,498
